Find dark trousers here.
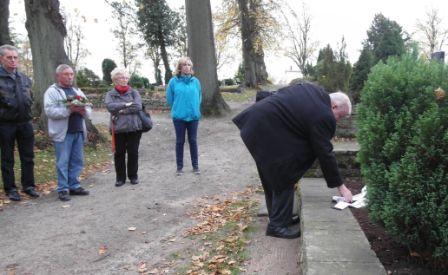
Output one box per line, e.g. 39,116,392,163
114,131,142,182
0,121,35,193
257,164,294,228
173,119,199,170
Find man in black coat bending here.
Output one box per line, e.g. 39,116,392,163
233,82,353,239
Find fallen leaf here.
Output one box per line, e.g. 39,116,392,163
128,226,137,231
98,245,107,255
169,238,176,242
137,262,147,273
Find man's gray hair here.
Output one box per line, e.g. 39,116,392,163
0,44,19,56
55,64,73,74
110,67,129,81
329,91,352,115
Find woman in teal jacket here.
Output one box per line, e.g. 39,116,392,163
166,57,202,175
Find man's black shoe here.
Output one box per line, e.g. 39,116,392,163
266,225,301,239
24,187,40,198
289,215,300,226
115,181,125,187
69,187,89,196
130,178,139,185
7,190,21,201
58,190,71,201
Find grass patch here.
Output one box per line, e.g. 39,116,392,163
222,88,257,102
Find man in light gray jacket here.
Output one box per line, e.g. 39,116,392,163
44,64,92,201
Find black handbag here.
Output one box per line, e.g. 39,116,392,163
138,105,153,132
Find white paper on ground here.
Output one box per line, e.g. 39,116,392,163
332,186,367,210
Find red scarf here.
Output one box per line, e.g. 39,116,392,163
115,85,130,95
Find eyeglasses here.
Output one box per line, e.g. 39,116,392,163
116,76,129,80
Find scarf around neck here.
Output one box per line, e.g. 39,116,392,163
115,85,130,95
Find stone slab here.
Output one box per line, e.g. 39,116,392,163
300,178,386,275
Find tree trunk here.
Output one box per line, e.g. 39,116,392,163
159,33,172,84
25,0,70,120
249,0,268,84
185,0,229,116
25,0,101,145
238,0,256,87
0,0,13,45
237,0,268,87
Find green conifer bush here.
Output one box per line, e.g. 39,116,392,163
357,55,448,262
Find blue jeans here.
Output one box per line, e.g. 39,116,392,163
173,119,199,170
54,132,84,192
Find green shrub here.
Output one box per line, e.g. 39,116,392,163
129,74,151,89
357,54,448,262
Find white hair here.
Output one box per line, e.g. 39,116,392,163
329,91,352,115
110,67,129,81
55,64,73,74
0,44,18,56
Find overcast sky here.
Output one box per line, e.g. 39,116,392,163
9,0,448,84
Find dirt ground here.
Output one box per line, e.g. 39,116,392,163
0,100,300,274
346,178,447,275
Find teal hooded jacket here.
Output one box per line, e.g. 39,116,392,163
166,75,202,121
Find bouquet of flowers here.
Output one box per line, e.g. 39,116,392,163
64,95,92,107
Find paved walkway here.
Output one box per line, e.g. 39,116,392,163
299,179,385,275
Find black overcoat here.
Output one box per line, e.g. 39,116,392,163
233,83,342,191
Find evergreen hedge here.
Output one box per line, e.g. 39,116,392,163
357,55,448,263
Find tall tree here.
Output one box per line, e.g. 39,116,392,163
185,0,229,115
25,0,71,121
237,0,268,87
136,0,181,84
0,0,13,45
367,13,406,63
146,46,163,85
282,2,317,78
312,43,351,93
350,44,374,103
416,8,448,57
64,9,90,70
172,5,188,59
215,0,280,87
107,0,140,69
348,14,406,101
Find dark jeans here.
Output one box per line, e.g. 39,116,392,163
173,119,199,170
114,131,142,182
0,121,35,193
257,164,294,228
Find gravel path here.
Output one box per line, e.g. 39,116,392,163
0,101,300,274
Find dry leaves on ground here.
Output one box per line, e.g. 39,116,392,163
182,186,258,274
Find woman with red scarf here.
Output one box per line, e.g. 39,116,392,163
105,68,143,187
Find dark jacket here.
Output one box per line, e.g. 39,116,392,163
105,88,143,133
0,66,33,123
233,83,342,191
